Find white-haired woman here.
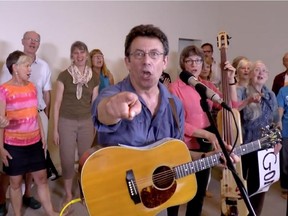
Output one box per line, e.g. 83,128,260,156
237,60,281,216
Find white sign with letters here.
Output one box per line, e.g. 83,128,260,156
250,148,280,197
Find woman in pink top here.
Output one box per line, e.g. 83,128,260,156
0,51,57,216
169,45,237,216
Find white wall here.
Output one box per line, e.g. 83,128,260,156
0,1,287,161
1,1,287,85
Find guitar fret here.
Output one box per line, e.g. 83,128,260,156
174,166,181,178
178,165,184,177
234,140,261,156
173,129,279,180
200,158,206,170
175,163,190,178
175,141,261,179
183,163,189,176
197,158,203,171
194,161,199,172
188,163,195,174
174,153,222,179
210,153,221,167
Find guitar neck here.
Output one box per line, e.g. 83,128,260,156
174,139,261,179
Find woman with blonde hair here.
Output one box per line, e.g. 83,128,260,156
235,58,251,87
237,60,281,215
90,49,114,93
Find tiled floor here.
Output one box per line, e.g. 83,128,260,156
4,167,287,216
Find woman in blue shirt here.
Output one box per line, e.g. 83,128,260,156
90,49,114,93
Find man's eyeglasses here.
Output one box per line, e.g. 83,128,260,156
203,50,212,53
24,37,40,43
130,50,164,60
185,59,203,65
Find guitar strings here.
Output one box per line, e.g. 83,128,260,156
135,153,223,187
135,169,176,188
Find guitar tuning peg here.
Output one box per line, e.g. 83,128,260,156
260,127,268,134
227,35,232,45
261,125,272,133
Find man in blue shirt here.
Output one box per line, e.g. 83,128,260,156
92,24,184,216
92,24,184,148
91,24,239,216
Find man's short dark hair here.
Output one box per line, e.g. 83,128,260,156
201,43,214,52
124,24,169,57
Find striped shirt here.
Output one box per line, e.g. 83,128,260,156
0,82,40,146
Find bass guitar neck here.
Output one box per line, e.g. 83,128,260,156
217,31,248,216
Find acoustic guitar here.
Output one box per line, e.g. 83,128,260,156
80,127,280,216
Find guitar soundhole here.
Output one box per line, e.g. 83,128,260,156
152,166,174,189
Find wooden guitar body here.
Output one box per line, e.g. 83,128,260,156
80,139,196,216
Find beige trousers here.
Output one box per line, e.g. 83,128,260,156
58,117,95,179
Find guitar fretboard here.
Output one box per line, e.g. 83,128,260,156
174,140,261,179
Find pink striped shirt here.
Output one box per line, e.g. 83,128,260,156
0,82,40,146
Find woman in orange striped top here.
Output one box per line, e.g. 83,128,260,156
0,51,57,216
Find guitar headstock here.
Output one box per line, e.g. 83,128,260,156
259,125,282,149
217,31,231,50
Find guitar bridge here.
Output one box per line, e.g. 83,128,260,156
126,170,141,204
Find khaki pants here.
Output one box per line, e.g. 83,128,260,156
58,117,95,179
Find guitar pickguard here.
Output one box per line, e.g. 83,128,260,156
141,182,177,208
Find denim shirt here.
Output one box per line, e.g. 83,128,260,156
91,76,184,147
237,85,278,143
